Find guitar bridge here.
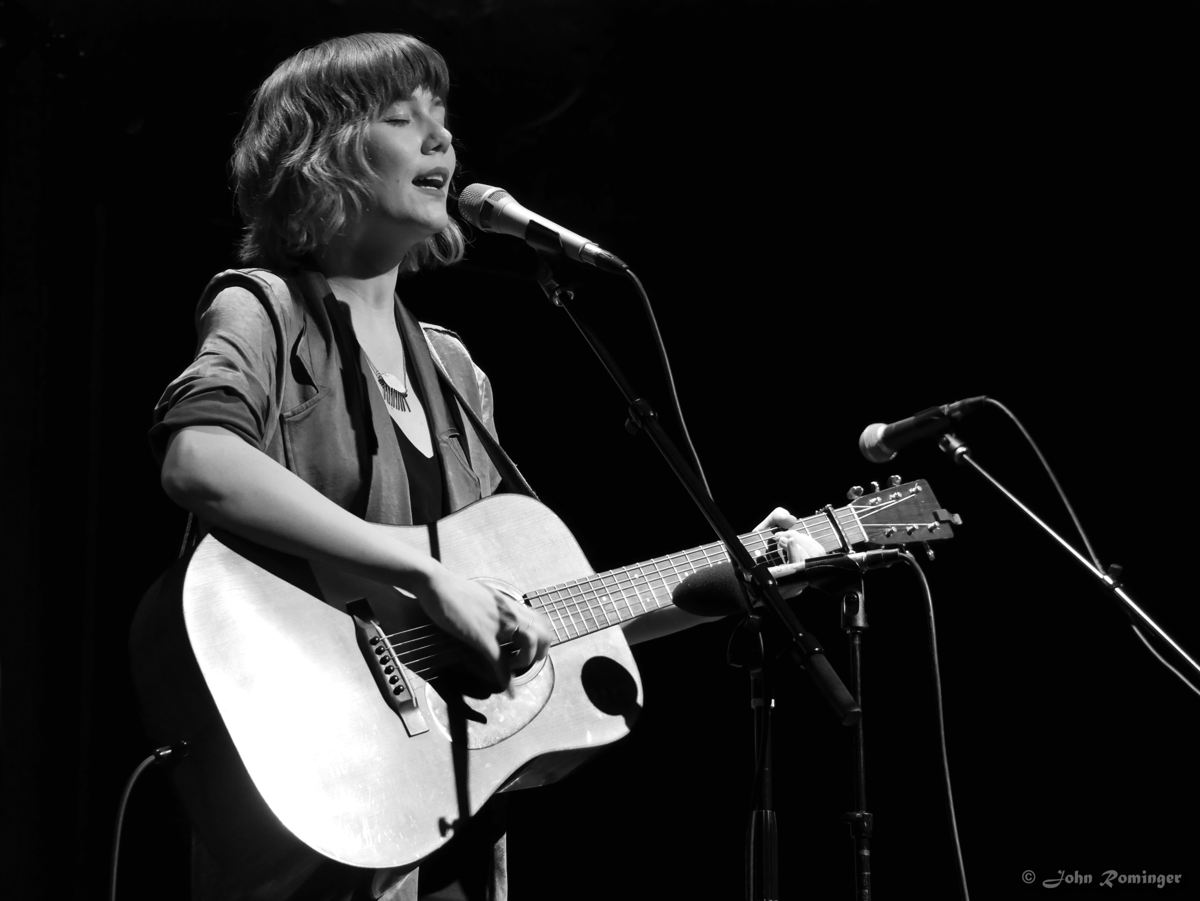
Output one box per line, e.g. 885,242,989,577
347,599,429,737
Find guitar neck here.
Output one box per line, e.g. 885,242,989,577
528,504,869,645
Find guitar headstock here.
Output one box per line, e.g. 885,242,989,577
847,477,961,547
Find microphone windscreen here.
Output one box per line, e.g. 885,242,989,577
858,422,896,464
670,563,747,617
455,183,503,228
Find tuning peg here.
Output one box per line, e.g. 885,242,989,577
847,485,864,500
889,474,902,487
870,481,881,493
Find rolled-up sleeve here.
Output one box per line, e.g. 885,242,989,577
149,286,280,463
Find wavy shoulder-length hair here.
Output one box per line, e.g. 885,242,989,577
232,32,465,273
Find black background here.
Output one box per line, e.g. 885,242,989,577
2,1,1193,899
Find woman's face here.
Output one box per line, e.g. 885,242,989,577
358,86,456,247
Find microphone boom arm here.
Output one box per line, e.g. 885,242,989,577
940,433,1200,681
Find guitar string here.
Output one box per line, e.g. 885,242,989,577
379,495,923,649
539,537,784,637
340,497,929,688
384,538,789,672
377,529,777,643
380,535,774,648
385,509,932,676
382,545,740,672
376,502,912,648
381,532,905,654
498,502,880,634
538,541,750,630
382,495,887,641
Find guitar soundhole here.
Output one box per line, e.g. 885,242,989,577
580,656,640,724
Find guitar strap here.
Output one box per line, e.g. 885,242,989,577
423,339,540,502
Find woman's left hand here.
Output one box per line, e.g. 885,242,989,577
754,507,826,563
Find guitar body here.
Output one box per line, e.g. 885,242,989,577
130,494,642,893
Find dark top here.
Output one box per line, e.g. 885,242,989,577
390,378,446,524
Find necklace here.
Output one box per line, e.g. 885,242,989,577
364,353,411,413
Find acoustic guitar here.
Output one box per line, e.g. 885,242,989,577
130,478,956,892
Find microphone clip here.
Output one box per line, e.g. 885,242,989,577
532,252,575,308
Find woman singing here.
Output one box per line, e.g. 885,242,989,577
149,30,819,901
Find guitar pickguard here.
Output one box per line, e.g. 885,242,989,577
422,657,555,750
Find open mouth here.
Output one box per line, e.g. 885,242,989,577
412,169,449,191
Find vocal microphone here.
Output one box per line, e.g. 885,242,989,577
858,396,989,464
455,183,628,273
672,550,905,618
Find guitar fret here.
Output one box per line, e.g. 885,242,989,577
548,610,565,643
624,564,645,615
561,587,584,639
589,572,613,627
623,566,647,617
648,558,671,611
839,507,868,545
536,508,881,645
596,580,615,628
799,514,833,552
573,578,599,634
590,572,613,630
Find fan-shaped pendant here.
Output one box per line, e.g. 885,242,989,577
377,372,411,412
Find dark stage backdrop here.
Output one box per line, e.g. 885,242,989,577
2,1,1192,899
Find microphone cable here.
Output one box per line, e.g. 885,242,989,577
982,397,1102,570
450,184,713,499
110,743,187,901
982,398,1200,699
618,266,714,501
901,551,972,901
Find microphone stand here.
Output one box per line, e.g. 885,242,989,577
728,615,779,901
840,578,874,901
939,433,1200,680
533,255,861,900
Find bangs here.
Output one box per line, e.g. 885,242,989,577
370,34,451,107
322,32,450,117
269,32,451,123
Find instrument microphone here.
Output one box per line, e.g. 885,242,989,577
671,551,905,617
858,396,989,463
455,183,628,272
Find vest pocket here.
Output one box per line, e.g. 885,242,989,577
440,428,482,501
280,389,370,515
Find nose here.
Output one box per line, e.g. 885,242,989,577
423,119,453,155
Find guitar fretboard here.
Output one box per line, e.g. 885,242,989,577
527,504,868,644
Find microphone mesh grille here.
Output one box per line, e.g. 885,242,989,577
456,183,503,228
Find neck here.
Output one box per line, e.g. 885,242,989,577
316,233,421,314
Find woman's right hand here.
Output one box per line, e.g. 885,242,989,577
419,568,554,692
